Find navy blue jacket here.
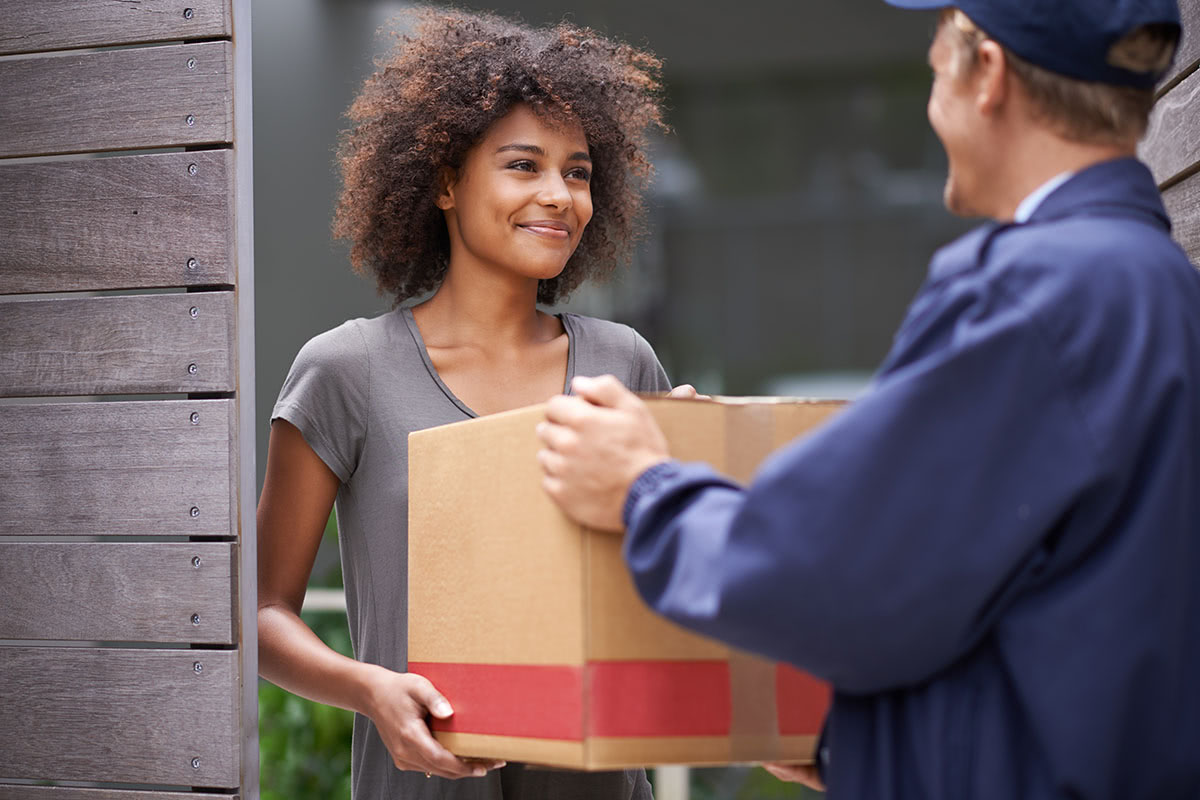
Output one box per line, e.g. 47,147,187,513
623,158,1200,799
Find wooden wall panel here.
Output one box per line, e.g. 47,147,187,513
0,400,235,536
0,788,236,800
0,151,235,294
1143,56,1200,186
0,0,230,56
0,292,234,397
1163,171,1200,261
0,543,236,643
0,647,239,787
1166,1,1200,88
0,41,232,158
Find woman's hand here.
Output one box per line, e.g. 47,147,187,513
667,383,710,400
761,761,825,791
364,667,505,779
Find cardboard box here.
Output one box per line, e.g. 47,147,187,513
408,396,844,770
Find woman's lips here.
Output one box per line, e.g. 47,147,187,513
517,220,571,240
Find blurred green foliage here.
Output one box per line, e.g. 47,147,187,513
259,512,354,800
259,609,355,800
688,765,823,799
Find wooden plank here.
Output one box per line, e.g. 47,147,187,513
0,788,237,800
1161,0,1200,91
1142,65,1200,186
0,0,230,56
0,292,234,397
230,0,260,792
0,400,235,536
0,647,239,787
0,542,236,642
1163,170,1200,262
0,41,232,159
0,151,234,294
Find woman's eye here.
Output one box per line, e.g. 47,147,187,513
507,160,536,172
567,167,592,182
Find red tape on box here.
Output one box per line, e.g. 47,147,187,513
775,664,831,735
587,660,732,737
409,661,828,741
409,662,584,741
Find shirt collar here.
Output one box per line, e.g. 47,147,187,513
1013,171,1075,223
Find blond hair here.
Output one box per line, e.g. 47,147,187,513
940,9,1176,144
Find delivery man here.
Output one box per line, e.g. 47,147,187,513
535,1,1200,797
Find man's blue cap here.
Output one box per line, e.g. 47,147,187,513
884,0,1182,89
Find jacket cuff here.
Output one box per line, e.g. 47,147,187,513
622,460,683,529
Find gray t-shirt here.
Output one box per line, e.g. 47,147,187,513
272,306,669,800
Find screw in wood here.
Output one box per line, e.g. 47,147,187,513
184,8,194,20
187,58,196,70
188,163,198,176
187,363,198,375
191,613,201,625
192,555,202,567
194,662,204,674
190,306,199,319
192,757,201,769
186,114,195,127
187,257,198,270
190,412,200,425
190,506,200,517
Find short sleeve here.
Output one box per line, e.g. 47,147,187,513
629,329,671,393
271,320,370,484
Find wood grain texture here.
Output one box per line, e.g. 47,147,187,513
0,292,234,397
0,400,235,536
228,1,259,789
1164,0,1200,90
1163,171,1200,262
0,647,239,787
0,542,236,643
1142,65,1200,186
0,0,230,56
0,41,232,158
0,151,234,293
0,789,236,800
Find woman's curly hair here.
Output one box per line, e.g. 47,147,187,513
333,7,667,305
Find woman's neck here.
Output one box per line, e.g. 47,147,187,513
412,265,555,349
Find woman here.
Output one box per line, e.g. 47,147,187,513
257,8,682,799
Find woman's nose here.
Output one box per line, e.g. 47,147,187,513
537,174,572,209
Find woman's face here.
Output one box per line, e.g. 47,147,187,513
438,104,594,283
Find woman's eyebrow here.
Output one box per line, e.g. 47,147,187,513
496,143,592,162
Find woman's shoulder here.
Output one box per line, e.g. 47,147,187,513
561,313,669,391
292,309,405,368
561,312,645,349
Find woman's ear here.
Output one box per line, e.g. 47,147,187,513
435,166,457,210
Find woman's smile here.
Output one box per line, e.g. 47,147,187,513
516,219,572,240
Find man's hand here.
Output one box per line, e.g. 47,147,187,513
537,375,671,532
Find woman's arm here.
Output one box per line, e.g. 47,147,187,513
257,420,499,779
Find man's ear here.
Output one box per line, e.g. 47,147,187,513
975,39,1009,116
435,166,457,211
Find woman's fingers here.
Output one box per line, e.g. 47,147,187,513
667,383,698,399
406,673,454,719
761,761,825,791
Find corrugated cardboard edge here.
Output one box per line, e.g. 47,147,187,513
433,732,817,771
433,732,584,767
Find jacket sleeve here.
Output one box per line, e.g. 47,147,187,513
623,274,1098,694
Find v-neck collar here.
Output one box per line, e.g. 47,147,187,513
401,306,577,419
